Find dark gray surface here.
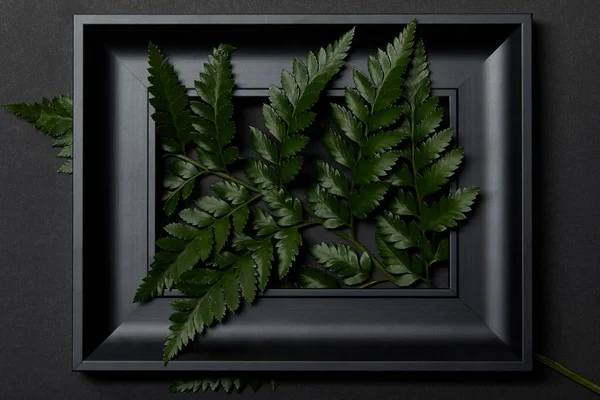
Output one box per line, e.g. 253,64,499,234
0,0,598,398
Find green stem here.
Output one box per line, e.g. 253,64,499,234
169,154,261,193
409,108,424,235
334,230,395,282
357,279,388,289
534,353,600,395
164,170,208,204
301,203,395,282
219,194,261,221
424,262,432,288
295,221,320,230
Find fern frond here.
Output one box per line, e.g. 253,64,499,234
3,95,73,174
134,183,258,302
190,44,237,172
148,42,198,214
296,266,340,288
382,37,479,287
247,29,355,187
311,243,371,286
148,42,192,153
310,21,417,236
169,377,278,394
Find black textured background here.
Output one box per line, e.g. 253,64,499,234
0,1,599,399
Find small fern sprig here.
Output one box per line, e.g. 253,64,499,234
307,21,417,287
169,377,278,394
380,40,479,287
2,95,73,173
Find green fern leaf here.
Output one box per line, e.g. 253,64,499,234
415,148,464,197
296,266,339,288
250,126,278,164
190,44,237,171
387,164,414,187
306,185,350,229
348,182,388,218
232,205,250,232
295,28,355,113
389,189,419,216
169,377,275,394
289,111,316,133
331,103,363,144
177,269,224,297
375,235,422,287
316,160,349,198
169,378,242,394
370,20,417,112
133,229,213,302
263,104,287,141
362,129,408,156
179,208,215,227
252,207,279,235
344,87,369,123
269,86,293,122
57,160,73,174
252,239,274,292
353,69,376,105
279,156,303,184
244,159,278,190
195,196,231,217
148,42,192,153
249,29,354,189
236,255,257,303
352,152,401,184
314,22,418,231
324,129,356,169
156,237,189,251
275,227,302,278
3,102,42,122
3,95,73,174
263,189,304,226
311,243,371,285
414,107,444,144
211,181,249,205
376,235,412,275
421,186,479,232
375,212,420,250
163,249,264,364
280,134,310,158
213,218,230,252
414,128,453,170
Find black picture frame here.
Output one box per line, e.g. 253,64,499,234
73,14,532,372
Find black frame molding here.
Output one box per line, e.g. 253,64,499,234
73,14,532,372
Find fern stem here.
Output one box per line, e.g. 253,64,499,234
169,154,261,193
423,265,432,288
335,230,395,282
409,108,424,236
534,353,600,395
212,171,260,193
357,279,388,289
164,170,208,203
301,203,395,282
295,221,320,230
